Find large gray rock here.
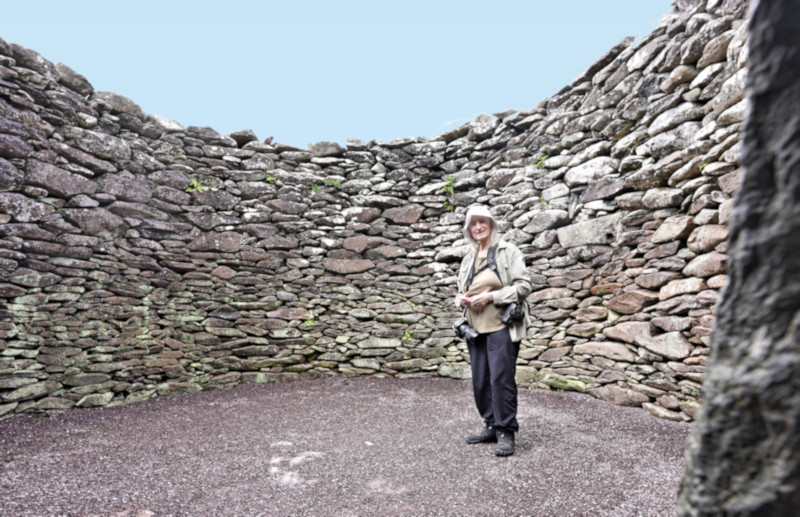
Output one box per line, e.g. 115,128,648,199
635,332,693,360
0,158,23,190
2,380,61,402
108,201,169,221
697,30,736,68
383,205,425,224
0,193,54,222
193,189,239,210
711,68,747,116
642,188,684,209
646,122,702,158
147,114,184,132
648,102,705,135
467,114,498,141
62,208,127,238
687,224,729,253
679,1,800,514
573,342,636,362
92,91,146,119
64,127,131,161
661,65,701,94
99,174,153,203
322,258,375,274
659,278,707,301
0,134,33,158
587,385,649,407
564,157,619,186
188,232,244,252
523,209,569,234
10,43,58,82
307,141,344,157
652,215,695,243
55,62,94,96
605,290,659,315
683,251,727,278
26,160,98,198
8,268,61,288
556,212,624,248
603,321,652,344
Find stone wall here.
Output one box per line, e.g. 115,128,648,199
679,0,800,512
0,0,750,421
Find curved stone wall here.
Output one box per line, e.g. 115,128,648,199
0,0,750,421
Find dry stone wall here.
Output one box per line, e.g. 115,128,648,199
0,0,749,421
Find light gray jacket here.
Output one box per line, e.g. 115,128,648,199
455,239,532,342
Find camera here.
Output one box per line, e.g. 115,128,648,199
501,303,525,325
452,317,479,344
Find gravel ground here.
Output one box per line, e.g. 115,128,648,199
0,378,691,516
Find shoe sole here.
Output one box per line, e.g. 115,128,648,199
465,438,497,444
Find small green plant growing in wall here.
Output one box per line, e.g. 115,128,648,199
698,162,709,172
440,176,456,212
402,329,414,341
439,176,456,196
534,154,549,169
264,171,277,183
312,178,342,194
186,178,207,193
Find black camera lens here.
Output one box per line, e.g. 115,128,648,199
452,317,478,344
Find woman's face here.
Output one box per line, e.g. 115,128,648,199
469,216,491,245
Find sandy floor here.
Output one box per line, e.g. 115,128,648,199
0,377,691,516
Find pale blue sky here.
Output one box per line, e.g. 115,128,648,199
2,1,672,147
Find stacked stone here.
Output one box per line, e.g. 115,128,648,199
0,0,748,421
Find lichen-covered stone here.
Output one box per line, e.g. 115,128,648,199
538,371,586,393
3,381,61,402
556,213,624,248
574,342,636,362
605,290,659,315
564,157,619,187
0,193,54,222
636,332,693,360
188,232,244,252
588,385,649,407
651,215,695,243
322,258,375,274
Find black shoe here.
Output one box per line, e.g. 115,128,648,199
495,431,515,456
465,425,497,444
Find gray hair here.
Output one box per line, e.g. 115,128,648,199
462,205,503,250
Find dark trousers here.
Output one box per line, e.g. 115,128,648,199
467,327,519,433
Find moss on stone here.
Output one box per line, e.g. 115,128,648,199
539,371,587,393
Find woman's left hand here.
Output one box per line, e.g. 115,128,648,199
467,292,494,310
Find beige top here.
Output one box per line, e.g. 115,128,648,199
456,239,532,343
466,256,505,334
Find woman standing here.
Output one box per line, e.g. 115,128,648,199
455,205,531,456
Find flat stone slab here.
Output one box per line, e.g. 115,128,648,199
0,378,690,516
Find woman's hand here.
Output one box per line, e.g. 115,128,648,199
465,292,494,310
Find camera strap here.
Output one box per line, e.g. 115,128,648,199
465,244,502,291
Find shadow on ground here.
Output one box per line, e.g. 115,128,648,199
0,378,690,516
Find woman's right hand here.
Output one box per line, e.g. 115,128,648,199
467,292,493,310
